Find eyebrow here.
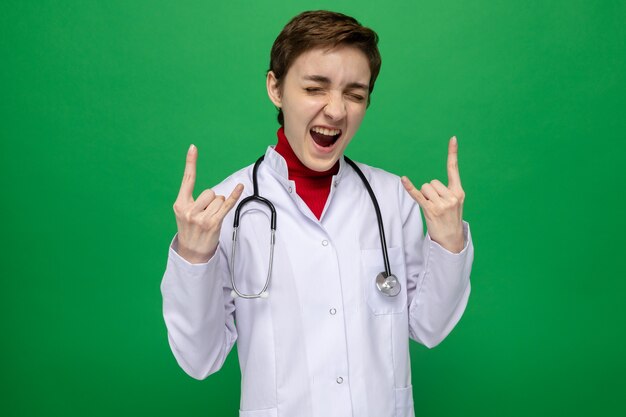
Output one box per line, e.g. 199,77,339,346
303,75,369,91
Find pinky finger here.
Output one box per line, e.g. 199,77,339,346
401,176,429,208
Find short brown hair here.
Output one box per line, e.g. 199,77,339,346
269,10,382,125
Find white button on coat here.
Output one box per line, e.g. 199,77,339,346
161,146,474,417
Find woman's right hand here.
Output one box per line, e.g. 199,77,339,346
173,144,244,264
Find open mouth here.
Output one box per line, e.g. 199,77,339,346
310,126,342,148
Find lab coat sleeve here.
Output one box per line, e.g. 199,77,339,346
400,181,474,348
160,234,237,379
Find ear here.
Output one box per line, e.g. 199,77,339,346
266,71,282,108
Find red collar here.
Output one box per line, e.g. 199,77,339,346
273,127,338,219
274,127,339,179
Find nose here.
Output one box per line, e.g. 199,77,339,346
323,93,347,120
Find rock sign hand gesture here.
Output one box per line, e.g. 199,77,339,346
173,144,244,264
401,137,466,254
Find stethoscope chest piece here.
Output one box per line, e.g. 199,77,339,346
376,272,401,297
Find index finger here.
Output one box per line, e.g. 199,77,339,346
447,136,462,190
177,144,197,202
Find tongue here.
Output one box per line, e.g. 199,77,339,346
311,130,336,147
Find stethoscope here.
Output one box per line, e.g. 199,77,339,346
230,155,400,299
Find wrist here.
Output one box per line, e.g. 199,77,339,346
442,238,464,254
176,241,216,264
430,230,464,254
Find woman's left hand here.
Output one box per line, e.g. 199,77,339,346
401,136,466,253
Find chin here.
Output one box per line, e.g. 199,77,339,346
305,156,339,172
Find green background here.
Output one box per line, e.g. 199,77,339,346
2,0,625,416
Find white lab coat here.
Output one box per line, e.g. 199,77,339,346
161,145,474,417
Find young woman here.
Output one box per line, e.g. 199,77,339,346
161,10,473,417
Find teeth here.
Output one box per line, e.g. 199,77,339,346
311,126,341,136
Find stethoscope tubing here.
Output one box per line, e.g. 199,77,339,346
230,156,276,298
233,156,277,229
344,157,392,278
230,154,397,299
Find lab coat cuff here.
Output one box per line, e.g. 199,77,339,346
168,234,220,275
425,221,472,261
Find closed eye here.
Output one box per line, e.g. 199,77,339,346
347,93,365,102
305,87,324,94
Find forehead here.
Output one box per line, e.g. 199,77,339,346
286,46,371,85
